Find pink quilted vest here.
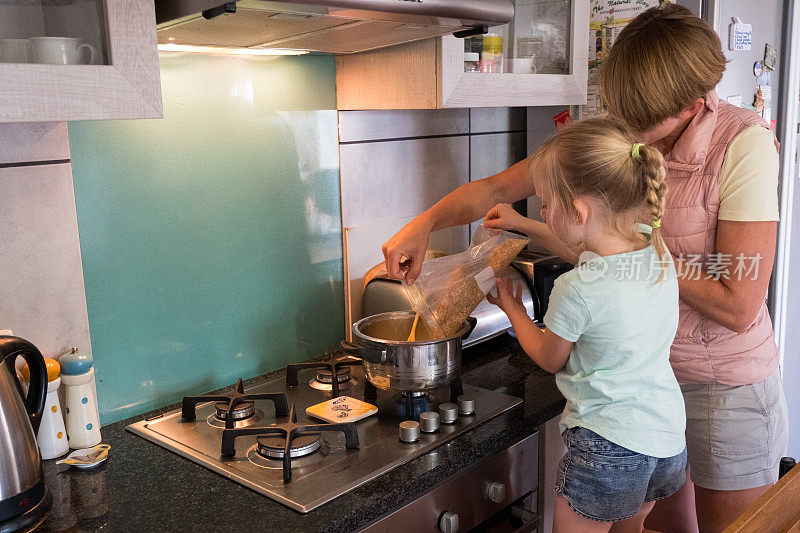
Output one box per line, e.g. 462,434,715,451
660,90,779,385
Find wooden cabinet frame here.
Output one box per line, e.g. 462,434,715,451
0,0,162,122
337,0,589,110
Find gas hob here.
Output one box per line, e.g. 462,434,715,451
126,358,521,513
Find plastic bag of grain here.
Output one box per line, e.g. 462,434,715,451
404,225,530,338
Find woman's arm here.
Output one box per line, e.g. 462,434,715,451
675,220,776,333
383,157,536,284
487,279,573,373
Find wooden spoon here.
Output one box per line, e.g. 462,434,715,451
407,313,421,342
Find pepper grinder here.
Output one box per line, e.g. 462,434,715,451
60,349,101,449
24,358,69,459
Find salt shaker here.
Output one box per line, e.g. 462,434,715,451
60,350,101,449
25,358,69,459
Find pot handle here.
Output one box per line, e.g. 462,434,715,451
0,335,47,434
463,316,478,340
340,340,385,364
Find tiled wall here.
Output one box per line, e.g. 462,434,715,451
66,52,344,424
338,108,529,333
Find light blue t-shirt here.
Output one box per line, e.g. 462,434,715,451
543,244,686,458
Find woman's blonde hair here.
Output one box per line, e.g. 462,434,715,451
599,4,727,132
531,118,669,280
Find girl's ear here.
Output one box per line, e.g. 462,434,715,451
572,197,590,226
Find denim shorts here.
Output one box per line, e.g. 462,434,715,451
555,427,688,522
681,368,789,490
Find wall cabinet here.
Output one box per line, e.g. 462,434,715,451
0,0,162,122
336,0,589,109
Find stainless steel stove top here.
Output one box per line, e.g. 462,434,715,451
127,364,521,513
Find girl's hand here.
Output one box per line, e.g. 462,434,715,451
484,203,528,233
487,278,527,318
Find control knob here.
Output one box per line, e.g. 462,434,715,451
487,481,506,503
438,511,459,533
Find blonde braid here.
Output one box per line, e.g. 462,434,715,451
637,144,670,280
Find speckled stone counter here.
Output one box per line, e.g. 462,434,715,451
35,335,565,533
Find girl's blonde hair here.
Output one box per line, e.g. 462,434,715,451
599,4,727,132
531,118,669,280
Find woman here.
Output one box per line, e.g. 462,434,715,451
382,5,788,532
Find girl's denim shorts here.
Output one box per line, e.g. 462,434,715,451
555,427,687,522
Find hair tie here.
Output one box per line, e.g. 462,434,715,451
631,142,644,159
652,219,661,229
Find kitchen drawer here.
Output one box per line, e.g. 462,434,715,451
361,432,538,532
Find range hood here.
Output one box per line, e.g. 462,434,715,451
155,0,515,54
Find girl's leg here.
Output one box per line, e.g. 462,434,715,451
609,501,656,533
554,496,613,533
694,484,772,533
642,469,698,533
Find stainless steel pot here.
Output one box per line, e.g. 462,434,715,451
342,311,476,392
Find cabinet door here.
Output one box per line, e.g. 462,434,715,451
440,0,589,107
0,0,162,122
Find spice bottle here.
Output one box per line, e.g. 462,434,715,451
25,358,69,459
60,349,101,449
481,34,504,73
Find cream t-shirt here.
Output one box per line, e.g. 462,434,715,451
718,125,780,222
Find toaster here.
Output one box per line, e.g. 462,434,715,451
360,251,572,347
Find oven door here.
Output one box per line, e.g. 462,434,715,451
360,431,540,532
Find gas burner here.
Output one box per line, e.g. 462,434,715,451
315,366,351,384
182,378,289,429
257,433,322,459
215,400,255,421
221,405,360,482
286,352,362,397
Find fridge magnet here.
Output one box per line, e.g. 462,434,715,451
764,43,777,71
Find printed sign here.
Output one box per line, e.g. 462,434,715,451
729,18,752,51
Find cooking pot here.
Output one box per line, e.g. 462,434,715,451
342,311,476,392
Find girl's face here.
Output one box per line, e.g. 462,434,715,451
534,173,584,248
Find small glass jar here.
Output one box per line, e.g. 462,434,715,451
464,52,480,72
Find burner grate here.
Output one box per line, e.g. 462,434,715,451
221,404,359,482
286,352,362,398
182,378,289,429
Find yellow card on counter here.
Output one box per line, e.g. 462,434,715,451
306,396,378,423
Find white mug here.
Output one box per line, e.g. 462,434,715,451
29,37,97,65
0,39,31,63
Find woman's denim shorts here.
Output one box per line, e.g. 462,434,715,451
555,427,687,522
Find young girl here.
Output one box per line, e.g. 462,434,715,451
486,118,687,533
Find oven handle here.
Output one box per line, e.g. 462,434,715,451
511,504,540,533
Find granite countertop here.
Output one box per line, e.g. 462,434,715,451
36,335,565,533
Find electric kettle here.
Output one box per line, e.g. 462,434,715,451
0,335,52,532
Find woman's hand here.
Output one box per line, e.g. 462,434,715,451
487,278,528,318
484,203,528,233
382,217,432,285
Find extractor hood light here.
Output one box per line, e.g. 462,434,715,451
157,44,309,56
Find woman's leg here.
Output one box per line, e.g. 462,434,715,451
554,496,613,533
694,483,772,533
642,469,698,532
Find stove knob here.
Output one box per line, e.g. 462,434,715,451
439,511,459,533
399,420,420,443
487,481,506,504
457,395,475,416
419,411,440,433
439,403,458,424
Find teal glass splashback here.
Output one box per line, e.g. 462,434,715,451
68,53,344,424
